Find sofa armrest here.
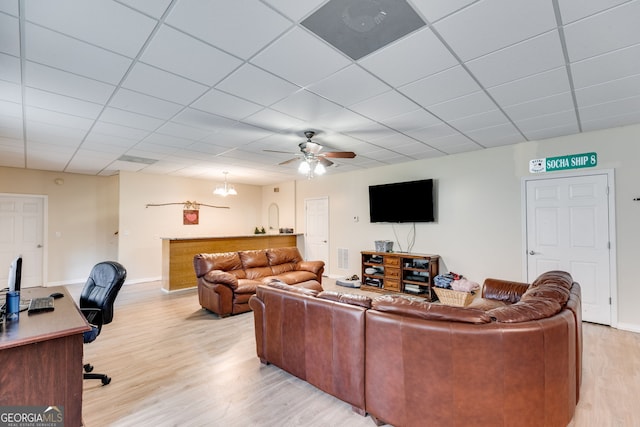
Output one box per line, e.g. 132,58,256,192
296,260,325,278
482,278,529,303
203,270,239,290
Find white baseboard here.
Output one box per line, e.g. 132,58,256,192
615,322,640,334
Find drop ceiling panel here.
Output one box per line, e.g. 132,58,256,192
514,110,579,135
0,2,18,15
308,65,389,106
350,91,420,122
25,62,116,104
216,64,299,107
0,53,20,83
155,121,211,141
0,81,21,103
25,23,132,85
503,92,575,122
141,25,243,86
359,27,458,87
575,74,640,107
433,0,557,61
379,108,441,132
24,0,156,57
122,62,208,105
171,108,238,134
487,67,571,107
251,27,351,87
24,88,103,119
465,123,525,147
399,66,481,108
118,0,173,19
91,121,149,141
271,90,344,122
25,106,94,131
579,95,640,124
0,13,19,56
166,0,292,60
429,91,501,123
559,0,628,24
263,0,326,21
100,107,166,131
244,108,306,132
410,0,477,22
564,1,640,62
406,122,458,143
448,109,512,133
109,89,183,120
192,90,263,121
466,31,565,88
571,43,640,89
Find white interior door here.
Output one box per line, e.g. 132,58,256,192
0,195,45,288
524,173,614,325
304,197,329,272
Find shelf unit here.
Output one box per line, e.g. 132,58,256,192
361,251,440,301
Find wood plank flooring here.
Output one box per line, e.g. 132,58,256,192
68,280,640,427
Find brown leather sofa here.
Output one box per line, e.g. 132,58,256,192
250,271,582,427
193,247,324,317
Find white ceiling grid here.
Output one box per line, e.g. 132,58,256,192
0,0,639,185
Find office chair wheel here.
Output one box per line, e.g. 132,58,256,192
84,363,94,373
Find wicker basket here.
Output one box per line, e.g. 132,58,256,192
434,287,476,307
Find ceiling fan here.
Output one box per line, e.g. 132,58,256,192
265,131,356,178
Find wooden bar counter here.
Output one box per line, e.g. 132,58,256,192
161,234,300,291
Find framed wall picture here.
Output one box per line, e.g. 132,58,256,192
183,209,199,225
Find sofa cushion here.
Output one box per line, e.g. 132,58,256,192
194,252,244,278
530,270,573,289
521,282,571,306
266,247,303,265
263,270,318,285
317,291,372,309
267,280,320,297
372,294,492,324
239,250,270,269
236,279,261,295
487,296,562,323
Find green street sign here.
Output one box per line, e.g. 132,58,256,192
529,152,597,173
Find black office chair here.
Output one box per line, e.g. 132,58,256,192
81,261,127,386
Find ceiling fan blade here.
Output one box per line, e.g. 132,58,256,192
322,151,356,159
278,157,300,166
318,157,333,167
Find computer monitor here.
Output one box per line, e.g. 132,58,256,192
8,255,22,293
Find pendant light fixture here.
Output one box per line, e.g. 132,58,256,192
213,171,237,196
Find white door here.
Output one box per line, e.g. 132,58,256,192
0,195,45,288
524,173,613,325
304,197,329,272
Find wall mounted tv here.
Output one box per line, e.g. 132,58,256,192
368,179,435,223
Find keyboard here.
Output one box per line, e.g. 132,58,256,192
28,297,55,314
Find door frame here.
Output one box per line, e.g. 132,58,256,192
0,193,48,287
304,196,330,271
521,169,618,327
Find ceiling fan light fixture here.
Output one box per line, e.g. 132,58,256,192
298,160,311,174
213,171,237,197
314,162,326,175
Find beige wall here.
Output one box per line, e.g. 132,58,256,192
295,123,640,331
0,168,118,284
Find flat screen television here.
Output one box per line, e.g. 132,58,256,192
369,179,434,223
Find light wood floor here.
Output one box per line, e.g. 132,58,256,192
68,279,640,427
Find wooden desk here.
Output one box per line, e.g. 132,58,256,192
0,286,90,426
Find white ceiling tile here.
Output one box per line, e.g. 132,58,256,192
192,90,263,121
25,62,116,104
467,31,565,88
350,91,420,122
399,66,480,107
428,91,498,122
91,121,150,141
100,107,165,131
406,122,457,142
0,116,23,139
488,67,571,107
359,27,458,86
0,13,19,56
244,108,306,132
575,74,640,107
262,0,326,21
141,25,243,86
271,90,343,121
379,108,441,132
433,0,557,61
427,133,479,154
83,133,142,151
523,123,580,141
122,62,208,105
410,0,477,22
252,27,351,87
503,92,575,122
25,23,132,85
0,53,20,83
448,109,511,133
25,88,102,119
559,0,629,24
109,88,183,120
308,65,389,106
167,0,291,59
465,123,525,147
171,108,238,133
579,94,640,123
571,43,640,89
0,80,21,103
25,0,156,57
155,121,211,141
216,64,299,107
0,2,18,15
25,106,94,131
118,0,173,19
0,99,22,118
582,109,640,132
564,1,640,62
26,122,86,144
514,110,579,134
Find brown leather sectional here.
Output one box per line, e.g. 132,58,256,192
193,247,324,317
250,270,582,427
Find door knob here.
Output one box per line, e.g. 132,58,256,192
37,244,43,248
529,250,536,255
